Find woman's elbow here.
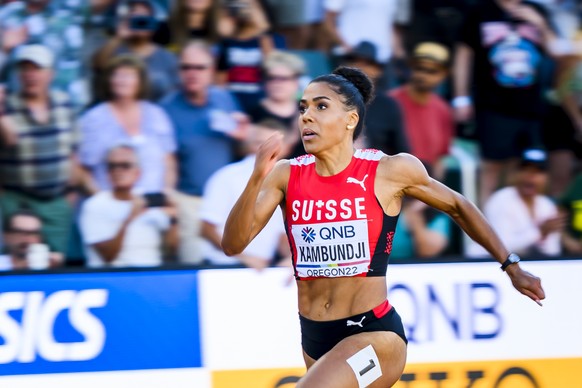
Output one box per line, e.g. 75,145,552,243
221,237,243,257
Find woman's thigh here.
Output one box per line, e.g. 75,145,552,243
298,331,407,388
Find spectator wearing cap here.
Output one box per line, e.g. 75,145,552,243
93,0,179,102
468,149,565,258
453,0,556,206
0,0,87,105
389,42,454,179
342,41,410,156
0,44,80,255
160,40,248,264
248,50,304,157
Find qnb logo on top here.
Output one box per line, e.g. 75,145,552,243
0,289,109,364
301,227,316,243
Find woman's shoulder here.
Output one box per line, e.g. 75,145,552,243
80,103,112,123
378,152,429,184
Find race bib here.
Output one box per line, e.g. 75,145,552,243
292,219,371,278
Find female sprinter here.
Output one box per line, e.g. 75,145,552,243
222,67,545,387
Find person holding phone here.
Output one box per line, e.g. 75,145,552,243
93,0,179,101
79,144,178,268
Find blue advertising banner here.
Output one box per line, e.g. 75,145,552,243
0,270,201,375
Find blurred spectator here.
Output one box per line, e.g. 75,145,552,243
0,45,79,255
160,41,248,264
390,199,451,260
390,42,453,178
216,0,285,113
93,0,179,101
0,0,87,104
79,55,177,194
200,119,290,269
0,208,64,270
468,149,564,258
248,50,303,157
168,0,222,49
342,41,410,156
559,170,582,255
453,0,556,205
323,0,404,64
80,144,178,268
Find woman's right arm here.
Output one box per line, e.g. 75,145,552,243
222,133,288,256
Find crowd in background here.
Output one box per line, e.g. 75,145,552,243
1,0,582,271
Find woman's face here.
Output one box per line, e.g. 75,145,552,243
110,66,141,100
265,65,299,103
185,0,212,12
298,82,356,155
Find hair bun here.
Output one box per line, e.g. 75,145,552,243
333,66,374,105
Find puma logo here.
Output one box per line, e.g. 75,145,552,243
346,174,368,191
346,316,366,328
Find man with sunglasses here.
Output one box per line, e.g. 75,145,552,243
160,40,248,265
79,144,178,268
0,209,63,271
389,42,454,180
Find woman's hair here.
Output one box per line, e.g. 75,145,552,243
310,66,374,140
100,54,149,101
169,0,221,48
262,50,306,77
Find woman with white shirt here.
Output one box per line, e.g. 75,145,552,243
79,54,177,195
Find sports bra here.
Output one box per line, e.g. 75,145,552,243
285,149,399,280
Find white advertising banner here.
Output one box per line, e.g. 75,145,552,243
198,260,582,369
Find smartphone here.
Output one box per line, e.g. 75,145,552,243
129,15,158,31
143,193,167,208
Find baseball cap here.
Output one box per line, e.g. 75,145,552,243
14,44,54,68
343,41,383,66
413,42,449,66
520,149,547,170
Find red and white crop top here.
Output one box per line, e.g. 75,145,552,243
285,149,399,280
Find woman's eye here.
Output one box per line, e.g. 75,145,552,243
317,103,327,110
298,105,306,113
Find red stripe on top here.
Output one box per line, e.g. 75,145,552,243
373,299,392,318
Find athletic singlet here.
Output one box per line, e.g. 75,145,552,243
285,149,399,280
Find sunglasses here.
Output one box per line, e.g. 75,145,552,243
8,228,41,236
266,75,297,82
107,162,135,171
412,66,441,75
179,64,210,72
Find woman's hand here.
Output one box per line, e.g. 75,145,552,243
506,265,545,306
254,132,284,179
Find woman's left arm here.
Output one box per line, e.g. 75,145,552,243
389,154,545,305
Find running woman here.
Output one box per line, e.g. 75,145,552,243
222,66,545,388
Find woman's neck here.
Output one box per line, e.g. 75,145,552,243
188,11,207,29
111,97,139,109
314,141,355,177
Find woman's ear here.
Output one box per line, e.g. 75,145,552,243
346,111,359,130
